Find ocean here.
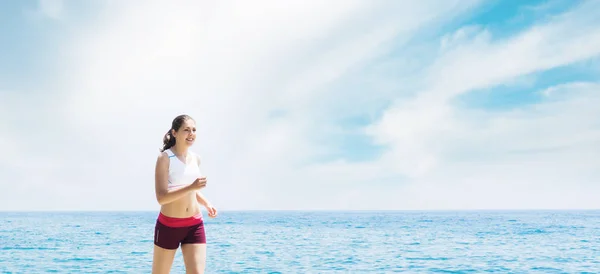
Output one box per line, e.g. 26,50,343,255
1,210,599,273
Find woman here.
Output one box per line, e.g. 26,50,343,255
152,114,218,274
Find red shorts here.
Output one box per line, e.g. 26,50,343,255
154,212,206,250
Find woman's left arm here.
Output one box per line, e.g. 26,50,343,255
196,154,218,218
196,191,211,207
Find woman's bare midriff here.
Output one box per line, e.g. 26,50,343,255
160,190,201,218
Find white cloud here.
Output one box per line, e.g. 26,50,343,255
3,0,599,211
360,1,600,209
366,0,600,178
0,90,71,211
24,0,64,20
4,0,475,211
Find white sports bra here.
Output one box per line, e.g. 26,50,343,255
164,149,203,190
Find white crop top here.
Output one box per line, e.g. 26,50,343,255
164,149,203,190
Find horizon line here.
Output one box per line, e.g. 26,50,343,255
1,208,599,213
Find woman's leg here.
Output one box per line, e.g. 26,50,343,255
152,245,177,274
181,243,207,274
152,219,185,274
181,221,207,274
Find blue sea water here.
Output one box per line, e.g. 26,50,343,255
0,210,599,273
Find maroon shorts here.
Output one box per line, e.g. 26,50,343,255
154,212,206,250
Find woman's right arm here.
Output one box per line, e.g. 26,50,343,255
155,152,198,205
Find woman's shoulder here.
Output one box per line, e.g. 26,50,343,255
156,150,171,163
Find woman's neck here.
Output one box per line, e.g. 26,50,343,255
170,144,188,157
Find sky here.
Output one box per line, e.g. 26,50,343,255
1,0,599,211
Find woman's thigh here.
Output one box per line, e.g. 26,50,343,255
152,244,177,274
181,243,207,274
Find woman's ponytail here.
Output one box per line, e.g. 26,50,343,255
160,130,176,152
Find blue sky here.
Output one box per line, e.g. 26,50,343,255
1,0,599,211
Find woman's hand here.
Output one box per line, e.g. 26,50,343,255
191,177,207,190
205,204,218,218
